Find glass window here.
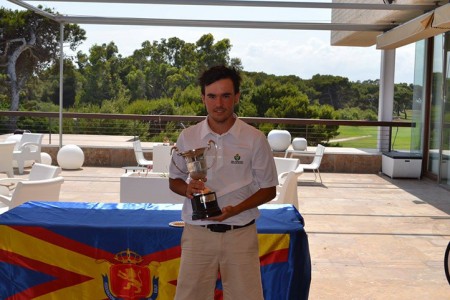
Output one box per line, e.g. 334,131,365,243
441,32,450,185
411,40,427,153
428,35,444,176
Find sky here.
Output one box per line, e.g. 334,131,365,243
2,0,416,83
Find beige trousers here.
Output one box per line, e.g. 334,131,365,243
174,223,264,300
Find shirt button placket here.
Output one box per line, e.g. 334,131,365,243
216,136,223,169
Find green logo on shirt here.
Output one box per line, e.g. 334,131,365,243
231,154,243,164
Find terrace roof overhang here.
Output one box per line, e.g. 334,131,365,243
377,3,450,49
5,0,448,148
330,0,449,47
5,0,441,33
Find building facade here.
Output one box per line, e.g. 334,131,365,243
332,1,450,189
412,33,449,187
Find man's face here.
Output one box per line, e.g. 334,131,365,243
202,78,240,125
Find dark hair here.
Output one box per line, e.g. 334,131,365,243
199,65,241,95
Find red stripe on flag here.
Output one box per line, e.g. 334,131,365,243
10,225,182,264
259,248,289,266
10,225,115,262
142,245,181,264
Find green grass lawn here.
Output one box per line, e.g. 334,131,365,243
329,110,413,150
331,125,412,150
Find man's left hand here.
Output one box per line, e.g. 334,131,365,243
205,205,236,222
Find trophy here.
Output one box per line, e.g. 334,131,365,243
171,140,222,220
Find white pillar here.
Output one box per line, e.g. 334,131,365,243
59,22,64,148
59,23,64,149
378,49,395,152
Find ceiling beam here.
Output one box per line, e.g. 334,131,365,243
433,3,450,29
8,0,400,31
55,16,396,31
376,3,450,49
22,0,439,11
7,0,59,20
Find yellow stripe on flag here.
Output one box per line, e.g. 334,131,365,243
258,233,290,256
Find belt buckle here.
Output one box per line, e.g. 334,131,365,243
207,224,230,233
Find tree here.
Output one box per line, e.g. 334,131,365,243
129,39,191,99
309,74,354,109
37,58,78,108
127,34,242,100
76,42,128,106
350,79,379,112
250,80,302,116
0,7,85,116
196,33,231,71
394,83,413,119
126,68,147,100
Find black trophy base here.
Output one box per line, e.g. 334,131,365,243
191,191,221,220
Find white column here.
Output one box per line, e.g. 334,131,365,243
59,22,64,148
378,49,395,152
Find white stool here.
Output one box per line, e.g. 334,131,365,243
57,144,84,169
268,130,291,152
292,138,307,151
40,152,52,165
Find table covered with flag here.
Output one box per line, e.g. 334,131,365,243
0,201,311,300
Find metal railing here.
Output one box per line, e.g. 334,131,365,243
0,111,414,151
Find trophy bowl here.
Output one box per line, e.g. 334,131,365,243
172,141,222,220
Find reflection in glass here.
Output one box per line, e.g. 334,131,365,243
411,40,426,153
442,32,450,185
429,35,443,177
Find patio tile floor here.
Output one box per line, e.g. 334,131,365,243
8,167,450,299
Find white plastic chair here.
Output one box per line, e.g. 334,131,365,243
298,144,325,183
133,140,153,168
272,168,304,210
0,176,64,214
0,163,61,196
13,133,44,175
274,157,301,185
0,141,16,178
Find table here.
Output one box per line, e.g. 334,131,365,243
120,172,184,203
121,166,148,173
0,202,311,300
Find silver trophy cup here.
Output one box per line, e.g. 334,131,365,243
171,140,221,220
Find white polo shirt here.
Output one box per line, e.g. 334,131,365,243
169,116,278,225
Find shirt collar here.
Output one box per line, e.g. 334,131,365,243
200,114,241,139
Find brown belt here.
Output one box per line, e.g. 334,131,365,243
201,219,255,233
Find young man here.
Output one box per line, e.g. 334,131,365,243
169,65,278,299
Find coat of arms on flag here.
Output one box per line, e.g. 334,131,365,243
103,249,160,300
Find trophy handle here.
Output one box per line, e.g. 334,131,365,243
170,146,190,174
205,140,217,171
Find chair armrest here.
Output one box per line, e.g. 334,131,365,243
278,172,289,183
0,186,11,196
0,194,12,205
18,142,41,151
0,177,29,188
0,178,24,186
278,168,304,185
0,179,22,197
294,166,304,174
